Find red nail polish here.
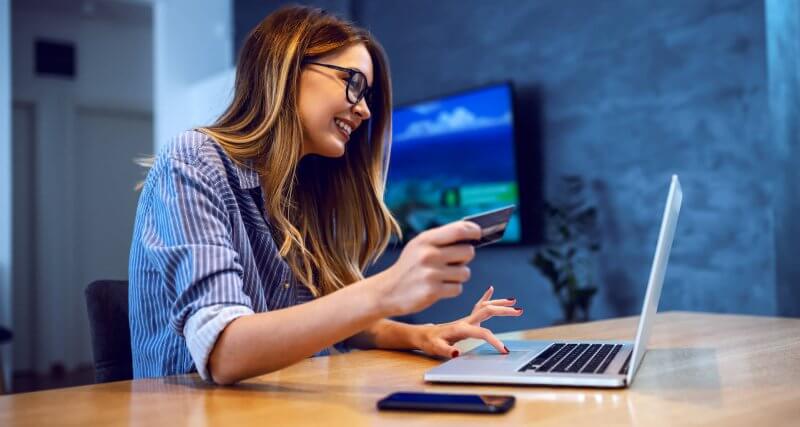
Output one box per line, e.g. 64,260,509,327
451,350,460,358
503,346,510,353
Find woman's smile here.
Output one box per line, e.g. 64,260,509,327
334,118,352,141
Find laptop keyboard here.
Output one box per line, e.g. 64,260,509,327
519,343,625,374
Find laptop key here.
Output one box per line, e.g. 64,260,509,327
537,343,576,372
533,343,562,363
596,344,622,373
580,344,614,373
568,344,601,373
551,344,588,372
520,343,564,372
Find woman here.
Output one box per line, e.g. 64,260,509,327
129,5,522,385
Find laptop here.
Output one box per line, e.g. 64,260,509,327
424,175,683,388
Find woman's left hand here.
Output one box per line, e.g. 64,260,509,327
414,285,523,358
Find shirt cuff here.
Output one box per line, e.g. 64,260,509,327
184,304,255,382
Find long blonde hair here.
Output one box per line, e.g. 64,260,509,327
198,5,400,297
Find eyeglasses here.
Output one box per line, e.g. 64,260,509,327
303,61,373,107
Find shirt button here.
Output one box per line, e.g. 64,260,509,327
283,282,290,289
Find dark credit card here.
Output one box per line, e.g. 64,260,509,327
461,205,516,247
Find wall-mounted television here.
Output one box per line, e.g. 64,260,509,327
386,82,540,246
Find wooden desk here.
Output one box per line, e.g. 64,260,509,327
1,312,798,426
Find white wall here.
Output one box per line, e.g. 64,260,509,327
153,0,233,149
11,5,153,373
187,68,236,130
12,10,152,111
0,0,13,390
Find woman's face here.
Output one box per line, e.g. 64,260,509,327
298,43,373,158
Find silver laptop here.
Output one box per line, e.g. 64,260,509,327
425,175,683,388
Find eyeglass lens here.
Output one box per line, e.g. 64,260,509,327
348,72,367,104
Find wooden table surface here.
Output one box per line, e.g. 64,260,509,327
1,311,798,426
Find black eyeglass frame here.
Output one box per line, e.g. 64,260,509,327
303,61,373,106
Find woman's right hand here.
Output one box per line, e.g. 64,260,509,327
375,221,482,317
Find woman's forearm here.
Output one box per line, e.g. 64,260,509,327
207,274,387,385
206,221,484,385
345,319,431,351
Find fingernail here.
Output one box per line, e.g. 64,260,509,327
506,297,515,301
451,350,460,358
503,346,510,354
514,307,523,312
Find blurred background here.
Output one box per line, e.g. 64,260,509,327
0,0,797,393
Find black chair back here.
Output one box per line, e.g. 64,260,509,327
84,280,133,383
0,326,11,394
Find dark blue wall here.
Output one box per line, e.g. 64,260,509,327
235,0,797,331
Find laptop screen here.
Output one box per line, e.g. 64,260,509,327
627,175,683,385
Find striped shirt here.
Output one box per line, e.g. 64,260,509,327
128,130,344,381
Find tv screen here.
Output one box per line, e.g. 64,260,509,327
386,83,523,244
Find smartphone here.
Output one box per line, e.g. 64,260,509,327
377,391,515,414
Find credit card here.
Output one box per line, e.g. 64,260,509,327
460,205,516,247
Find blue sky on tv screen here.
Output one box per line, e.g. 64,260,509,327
388,83,516,184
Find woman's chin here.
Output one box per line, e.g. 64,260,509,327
303,135,348,158
327,136,348,157
320,142,346,158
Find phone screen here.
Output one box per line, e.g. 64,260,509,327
377,392,515,414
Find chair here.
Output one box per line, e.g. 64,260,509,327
84,280,133,383
0,326,12,394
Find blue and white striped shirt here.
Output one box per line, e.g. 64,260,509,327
129,130,342,381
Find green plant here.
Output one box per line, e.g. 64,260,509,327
531,176,601,323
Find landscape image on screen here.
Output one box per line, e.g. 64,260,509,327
386,83,521,244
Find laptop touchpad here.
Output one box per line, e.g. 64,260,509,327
462,347,532,362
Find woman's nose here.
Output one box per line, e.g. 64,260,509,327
352,97,371,121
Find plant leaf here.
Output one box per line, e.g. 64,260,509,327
546,248,562,259
575,207,597,227
566,247,577,259
532,253,559,286
558,225,571,240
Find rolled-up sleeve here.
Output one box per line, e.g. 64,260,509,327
143,155,254,336
184,304,254,381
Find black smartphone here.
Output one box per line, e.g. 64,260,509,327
377,391,515,414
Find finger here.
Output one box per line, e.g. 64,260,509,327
422,221,481,247
472,286,495,312
429,337,461,358
476,285,494,305
436,265,471,284
457,324,507,354
441,244,476,265
438,283,463,299
468,305,524,324
484,297,516,307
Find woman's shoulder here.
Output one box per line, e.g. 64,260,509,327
157,130,225,166
151,130,238,180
